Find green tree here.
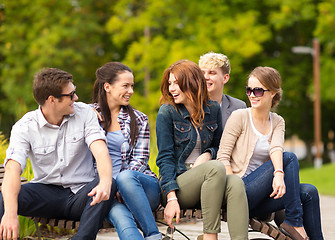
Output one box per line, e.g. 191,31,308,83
0,0,115,135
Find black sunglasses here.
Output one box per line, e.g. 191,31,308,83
245,87,269,97
56,89,76,100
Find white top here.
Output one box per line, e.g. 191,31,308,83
5,102,106,193
185,128,201,164
243,108,272,178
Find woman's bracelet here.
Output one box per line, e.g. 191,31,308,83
167,197,178,203
273,169,284,177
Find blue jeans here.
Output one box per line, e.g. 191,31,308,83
0,177,116,240
107,170,161,240
243,152,323,240
299,183,324,240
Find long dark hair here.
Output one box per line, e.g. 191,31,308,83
92,62,139,146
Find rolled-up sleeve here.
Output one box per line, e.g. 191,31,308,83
83,105,106,147
5,119,30,173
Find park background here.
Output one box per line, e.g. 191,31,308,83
0,0,335,238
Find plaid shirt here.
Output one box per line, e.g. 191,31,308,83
92,104,157,178
118,107,156,178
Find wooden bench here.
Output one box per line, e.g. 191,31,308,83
0,164,291,240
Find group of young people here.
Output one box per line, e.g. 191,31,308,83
0,52,323,240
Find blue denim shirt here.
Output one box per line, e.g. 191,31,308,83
156,100,223,196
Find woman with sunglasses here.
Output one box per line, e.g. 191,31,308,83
156,60,249,240
217,66,323,240
92,62,162,240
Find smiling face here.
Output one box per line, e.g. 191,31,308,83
56,82,78,116
105,71,134,108
168,73,189,106
247,76,274,110
201,67,228,98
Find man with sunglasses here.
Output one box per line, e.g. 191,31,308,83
0,68,116,240
199,52,246,129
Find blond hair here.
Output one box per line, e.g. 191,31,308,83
199,52,231,75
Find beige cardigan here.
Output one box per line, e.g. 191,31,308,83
217,108,285,177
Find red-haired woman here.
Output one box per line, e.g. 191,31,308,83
156,60,248,240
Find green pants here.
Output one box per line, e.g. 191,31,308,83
163,161,248,239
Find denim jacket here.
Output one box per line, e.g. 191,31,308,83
156,100,223,196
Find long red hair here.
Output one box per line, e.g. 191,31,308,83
160,60,209,127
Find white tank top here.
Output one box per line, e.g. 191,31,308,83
243,109,272,178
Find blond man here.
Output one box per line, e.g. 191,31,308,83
199,52,246,128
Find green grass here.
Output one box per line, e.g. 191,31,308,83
299,163,335,196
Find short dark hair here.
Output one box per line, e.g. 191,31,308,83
33,68,73,105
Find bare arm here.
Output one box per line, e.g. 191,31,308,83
0,160,22,240
269,150,285,199
88,139,113,206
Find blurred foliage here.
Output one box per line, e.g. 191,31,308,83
1,0,335,169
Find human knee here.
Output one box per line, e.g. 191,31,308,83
116,170,137,190
226,175,246,195
206,161,226,180
107,202,133,225
283,152,299,167
301,184,320,202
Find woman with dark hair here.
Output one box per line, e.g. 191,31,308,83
92,62,161,240
217,66,323,240
156,60,249,240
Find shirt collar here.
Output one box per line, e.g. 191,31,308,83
37,106,74,129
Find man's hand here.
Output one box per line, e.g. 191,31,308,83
1,160,21,240
88,180,112,206
91,107,103,122
0,213,19,240
89,140,113,206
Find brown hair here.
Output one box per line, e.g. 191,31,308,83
160,60,209,127
248,66,282,108
92,62,138,145
33,68,73,106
